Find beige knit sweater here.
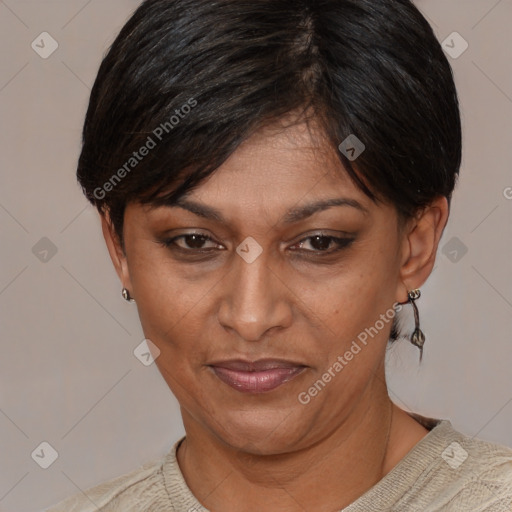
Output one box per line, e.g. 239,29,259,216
47,416,512,511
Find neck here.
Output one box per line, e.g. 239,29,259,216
176,385,407,512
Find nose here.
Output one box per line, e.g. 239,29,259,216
217,250,293,342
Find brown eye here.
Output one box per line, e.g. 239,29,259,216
159,233,222,252
290,234,355,254
308,235,332,251
176,234,211,249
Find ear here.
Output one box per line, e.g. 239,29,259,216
100,211,132,292
396,196,450,303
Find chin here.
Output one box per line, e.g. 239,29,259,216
208,408,308,455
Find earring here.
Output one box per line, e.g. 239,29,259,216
407,288,425,361
122,287,135,303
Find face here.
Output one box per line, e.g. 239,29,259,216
108,119,414,455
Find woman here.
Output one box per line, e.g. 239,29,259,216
48,0,512,510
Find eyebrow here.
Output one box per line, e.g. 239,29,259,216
167,196,369,225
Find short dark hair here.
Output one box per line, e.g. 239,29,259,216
78,0,461,248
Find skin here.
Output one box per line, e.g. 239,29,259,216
102,117,449,511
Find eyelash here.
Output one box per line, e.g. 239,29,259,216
157,233,355,257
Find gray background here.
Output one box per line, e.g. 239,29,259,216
0,1,511,510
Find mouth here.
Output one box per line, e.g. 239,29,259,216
207,358,307,393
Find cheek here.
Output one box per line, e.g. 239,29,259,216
299,246,400,385
131,263,214,406
301,248,397,329
125,243,214,349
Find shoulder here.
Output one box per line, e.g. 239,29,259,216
46,455,167,512
345,417,512,512
444,421,512,480
408,418,512,510
410,413,512,478
448,425,512,510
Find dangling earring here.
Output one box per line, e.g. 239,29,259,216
407,289,425,361
122,287,135,303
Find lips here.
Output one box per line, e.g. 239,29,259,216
209,358,304,372
208,358,306,393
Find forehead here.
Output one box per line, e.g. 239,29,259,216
186,119,362,204
131,117,385,233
